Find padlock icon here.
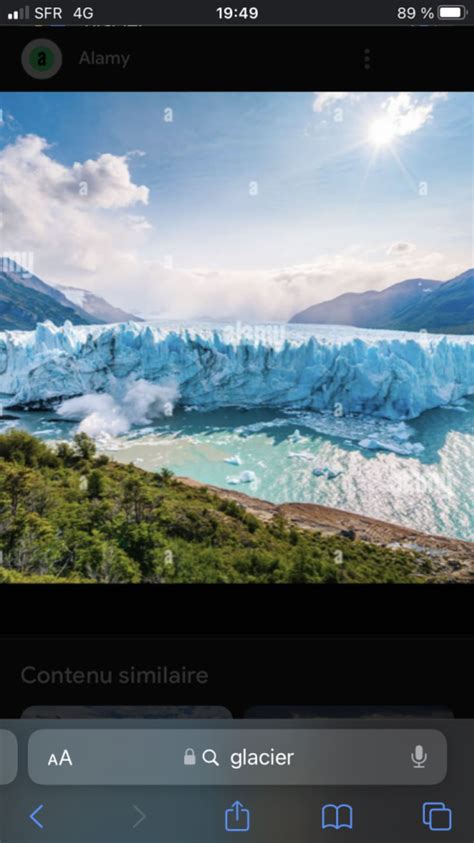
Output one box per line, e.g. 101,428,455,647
184,747,196,766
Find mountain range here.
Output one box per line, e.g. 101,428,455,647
0,260,141,331
56,284,141,325
290,269,474,334
2,260,473,335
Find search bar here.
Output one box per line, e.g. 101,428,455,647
28,729,447,786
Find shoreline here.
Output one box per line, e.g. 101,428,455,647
180,477,474,580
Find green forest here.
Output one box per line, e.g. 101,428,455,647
0,429,433,584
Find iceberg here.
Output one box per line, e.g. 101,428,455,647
289,450,315,461
226,470,257,485
358,437,425,456
312,466,342,479
224,455,242,465
324,468,342,479
0,320,473,421
288,429,306,443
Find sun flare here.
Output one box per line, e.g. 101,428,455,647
369,117,397,146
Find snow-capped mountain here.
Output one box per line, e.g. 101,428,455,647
57,284,142,324
0,259,97,330
0,321,472,420
0,259,141,330
290,270,474,334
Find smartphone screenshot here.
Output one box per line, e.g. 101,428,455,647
0,4,473,841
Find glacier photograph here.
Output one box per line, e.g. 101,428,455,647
0,90,473,583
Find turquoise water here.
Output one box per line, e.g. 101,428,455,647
2,398,473,543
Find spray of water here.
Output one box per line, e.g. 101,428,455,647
57,379,179,438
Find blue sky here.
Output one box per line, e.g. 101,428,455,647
0,91,472,319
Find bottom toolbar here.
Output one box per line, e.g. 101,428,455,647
0,719,472,841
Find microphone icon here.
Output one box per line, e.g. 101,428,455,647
411,744,428,769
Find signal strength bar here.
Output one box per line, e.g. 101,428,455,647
7,5,30,19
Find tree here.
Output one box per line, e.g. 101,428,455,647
0,429,424,584
77,534,141,583
56,441,76,466
158,468,175,486
0,429,57,467
88,470,106,499
6,512,65,573
0,465,35,516
123,476,153,523
73,432,97,461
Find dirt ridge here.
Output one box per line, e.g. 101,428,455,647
180,477,474,580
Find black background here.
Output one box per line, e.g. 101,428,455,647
0,0,472,26
1,634,472,716
1,26,472,91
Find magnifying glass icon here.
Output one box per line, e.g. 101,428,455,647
202,748,220,766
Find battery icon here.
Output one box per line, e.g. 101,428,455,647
437,5,466,18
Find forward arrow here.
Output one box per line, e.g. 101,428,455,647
132,805,146,829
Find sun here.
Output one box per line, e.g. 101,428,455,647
369,117,397,147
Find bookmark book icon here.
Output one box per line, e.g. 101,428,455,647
322,804,353,830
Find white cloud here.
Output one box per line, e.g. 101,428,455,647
127,214,153,231
0,133,151,283
387,241,416,255
313,92,448,139
312,92,362,112
71,153,149,208
0,135,149,211
0,131,464,322
129,253,463,322
376,92,447,138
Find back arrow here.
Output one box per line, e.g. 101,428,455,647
29,805,44,829
132,805,146,829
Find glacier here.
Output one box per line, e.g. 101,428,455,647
0,320,473,421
